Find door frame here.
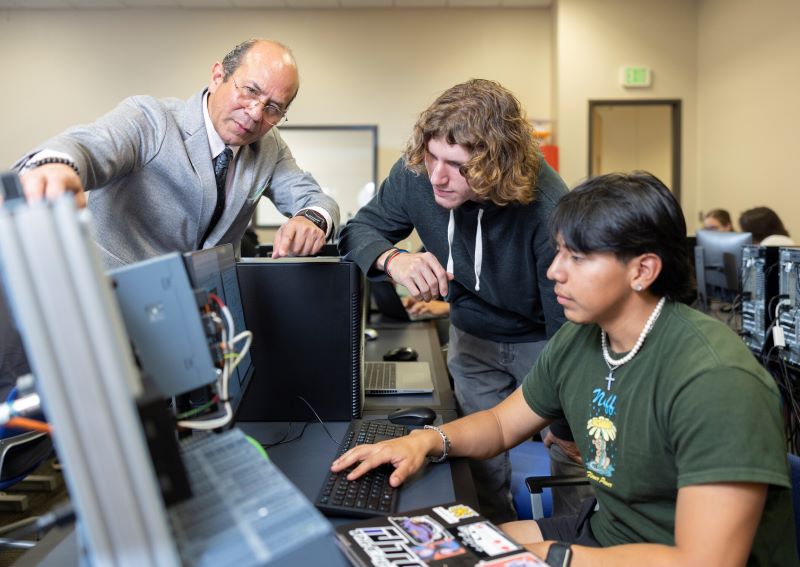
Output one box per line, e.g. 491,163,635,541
588,99,682,202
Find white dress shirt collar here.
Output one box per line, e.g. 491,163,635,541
203,91,240,161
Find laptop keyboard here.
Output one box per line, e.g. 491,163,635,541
315,419,408,518
169,428,331,567
364,361,397,391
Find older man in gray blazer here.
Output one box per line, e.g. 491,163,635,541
14,39,339,269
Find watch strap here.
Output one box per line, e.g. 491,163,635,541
545,541,572,567
25,156,80,177
295,208,327,235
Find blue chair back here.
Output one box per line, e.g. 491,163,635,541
510,440,552,520
789,453,800,560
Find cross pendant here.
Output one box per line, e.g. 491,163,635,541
605,370,615,391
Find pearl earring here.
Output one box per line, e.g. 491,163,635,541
634,284,643,292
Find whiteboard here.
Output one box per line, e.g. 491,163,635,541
255,125,378,227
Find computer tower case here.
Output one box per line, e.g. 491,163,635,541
235,258,364,421
740,245,781,355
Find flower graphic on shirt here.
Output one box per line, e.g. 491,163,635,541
586,416,617,477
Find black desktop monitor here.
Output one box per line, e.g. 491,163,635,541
182,245,254,417
694,229,752,309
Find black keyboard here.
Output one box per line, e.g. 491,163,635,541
315,419,408,518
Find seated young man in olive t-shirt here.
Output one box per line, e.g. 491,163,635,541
331,172,796,567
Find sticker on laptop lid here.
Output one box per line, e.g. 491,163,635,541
458,521,521,557
433,504,480,524
410,537,468,562
388,515,448,546
348,526,423,565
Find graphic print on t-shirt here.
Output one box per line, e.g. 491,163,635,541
585,387,617,486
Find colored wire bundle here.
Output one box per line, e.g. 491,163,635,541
176,293,252,431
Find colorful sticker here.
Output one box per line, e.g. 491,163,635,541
432,504,480,524
348,527,424,566
410,537,468,562
457,522,520,557
478,551,550,566
388,515,448,546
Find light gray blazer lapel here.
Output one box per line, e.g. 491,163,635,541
181,89,219,246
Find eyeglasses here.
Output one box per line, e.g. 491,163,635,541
232,78,288,126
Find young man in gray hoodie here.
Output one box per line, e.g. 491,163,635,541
339,79,588,522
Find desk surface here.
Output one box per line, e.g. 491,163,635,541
237,419,477,527
363,319,456,413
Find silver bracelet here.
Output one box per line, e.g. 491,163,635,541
424,425,450,463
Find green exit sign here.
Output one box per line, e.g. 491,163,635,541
621,66,652,88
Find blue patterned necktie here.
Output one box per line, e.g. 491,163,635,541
201,146,233,245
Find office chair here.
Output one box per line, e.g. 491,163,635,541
789,452,800,560
512,439,591,521
0,383,55,513
0,429,54,513
509,440,553,520
521,450,800,555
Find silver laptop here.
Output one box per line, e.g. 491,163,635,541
363,360,434,395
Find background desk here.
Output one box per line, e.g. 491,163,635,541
363,319,456,413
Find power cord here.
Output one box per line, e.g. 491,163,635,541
259,396,344,449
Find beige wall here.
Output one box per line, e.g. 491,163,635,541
697,0,800,238
1,3,798,239
553,0,698,219
0,8,551,183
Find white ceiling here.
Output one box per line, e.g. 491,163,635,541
0,0,551,8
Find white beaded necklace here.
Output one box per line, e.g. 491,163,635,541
601,296,666,391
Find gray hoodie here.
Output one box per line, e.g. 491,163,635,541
339,158,567,343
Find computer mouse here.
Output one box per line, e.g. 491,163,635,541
364,327,379,341
383,346,418,362
387,406,437,427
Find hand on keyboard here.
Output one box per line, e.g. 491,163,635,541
317,419,412,517
331,426,437,488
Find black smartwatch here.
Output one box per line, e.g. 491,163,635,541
545,542,572,567
295,208,327,235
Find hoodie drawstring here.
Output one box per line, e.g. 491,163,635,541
474,208,483,291
446,210,455,274
446,208,484,292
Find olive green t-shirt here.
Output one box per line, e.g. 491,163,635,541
522,301,796,565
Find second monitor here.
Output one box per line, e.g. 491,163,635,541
694,229,752,311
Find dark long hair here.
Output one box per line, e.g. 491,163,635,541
739,207,790,243
550,171,691,300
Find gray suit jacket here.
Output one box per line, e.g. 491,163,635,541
16,89,339,269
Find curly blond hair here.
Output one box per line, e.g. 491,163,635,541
403,79,541,206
